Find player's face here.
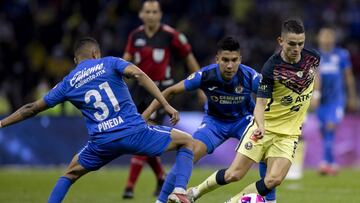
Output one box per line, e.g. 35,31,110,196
139,1,162,28
278,32,305,63
216,50,241,81
318,28,336,51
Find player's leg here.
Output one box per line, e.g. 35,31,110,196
134,125,194,203
147,156,166,196
226,134,297,203
123,155,148,199
226,157,291,203
258,161,276,203
188,152,254,202
48,154,90,203
164,128,194,202
319,122,337,174
231,116,276,202
318,105,342,175
158,128,213,202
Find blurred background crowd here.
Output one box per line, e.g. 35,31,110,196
0,0,359,114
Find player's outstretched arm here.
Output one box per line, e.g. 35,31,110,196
124,64,179,125
0,99,49,128
142,81,186,121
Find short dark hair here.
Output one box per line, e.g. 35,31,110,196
142,0,161,11
281,18,305,34
217,36,240,52
74,37,99,55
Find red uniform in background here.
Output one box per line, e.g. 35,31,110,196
123,23,198,199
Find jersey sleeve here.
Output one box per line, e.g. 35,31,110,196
112,57,132,75
250,69,261,94
340,49,352,70
171,31,192,58
184,71,202,91
257,60,274,98
124,32,135,55
43,80,67,107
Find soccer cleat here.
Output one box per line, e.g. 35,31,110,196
318,163,338,176
122,187,134,199
186,187,199,203
167,192,191,203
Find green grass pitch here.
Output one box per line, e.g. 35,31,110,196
0,167,360,203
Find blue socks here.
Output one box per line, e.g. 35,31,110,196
174,148,193,188
259,161,276,201
48,176,73,203
322,127,335,164
157,147,193,203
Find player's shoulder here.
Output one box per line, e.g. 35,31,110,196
201,63,218,72
239,64,260,79
303,48,321,60
161,24,178,34
128,25,145,38
239,64,257,74
334,47,350,57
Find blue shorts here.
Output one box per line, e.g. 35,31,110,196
317,103,344,125
78,125,172,171
193,115,253,154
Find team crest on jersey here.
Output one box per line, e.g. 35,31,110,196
210,96,219,102
153,48,165,63
134,38,146,47
280,95,293,106
274,54,319,94
234,85,243,94
244,141,253,150
296,71,303,78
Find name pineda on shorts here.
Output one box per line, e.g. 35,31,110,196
98,116,124,132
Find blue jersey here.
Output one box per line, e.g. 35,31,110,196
184,64,260,120
43,57,147,142
319,48,352,105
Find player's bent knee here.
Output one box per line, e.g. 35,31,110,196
225,169,243,182
64,164,89,182
264,175,283,188
170,129,194,149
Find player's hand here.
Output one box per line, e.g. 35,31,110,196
163,104,179,125
251,128,264,141
141,108,152,121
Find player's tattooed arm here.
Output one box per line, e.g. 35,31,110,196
0,99,49,128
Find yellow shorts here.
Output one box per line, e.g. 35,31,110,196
236,121,299,163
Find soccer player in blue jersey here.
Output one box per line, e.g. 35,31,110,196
312,27,358,175
142,37,276,203
184,19,320,203
0,37,194,203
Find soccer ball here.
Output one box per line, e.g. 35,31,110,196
239,193,265,203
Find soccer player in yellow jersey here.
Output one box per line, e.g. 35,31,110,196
186,18,320,203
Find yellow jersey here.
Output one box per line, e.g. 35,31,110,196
257,48,320,136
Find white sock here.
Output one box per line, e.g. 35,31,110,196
173,187,186,194
155,200,164,203
266,200,277,203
